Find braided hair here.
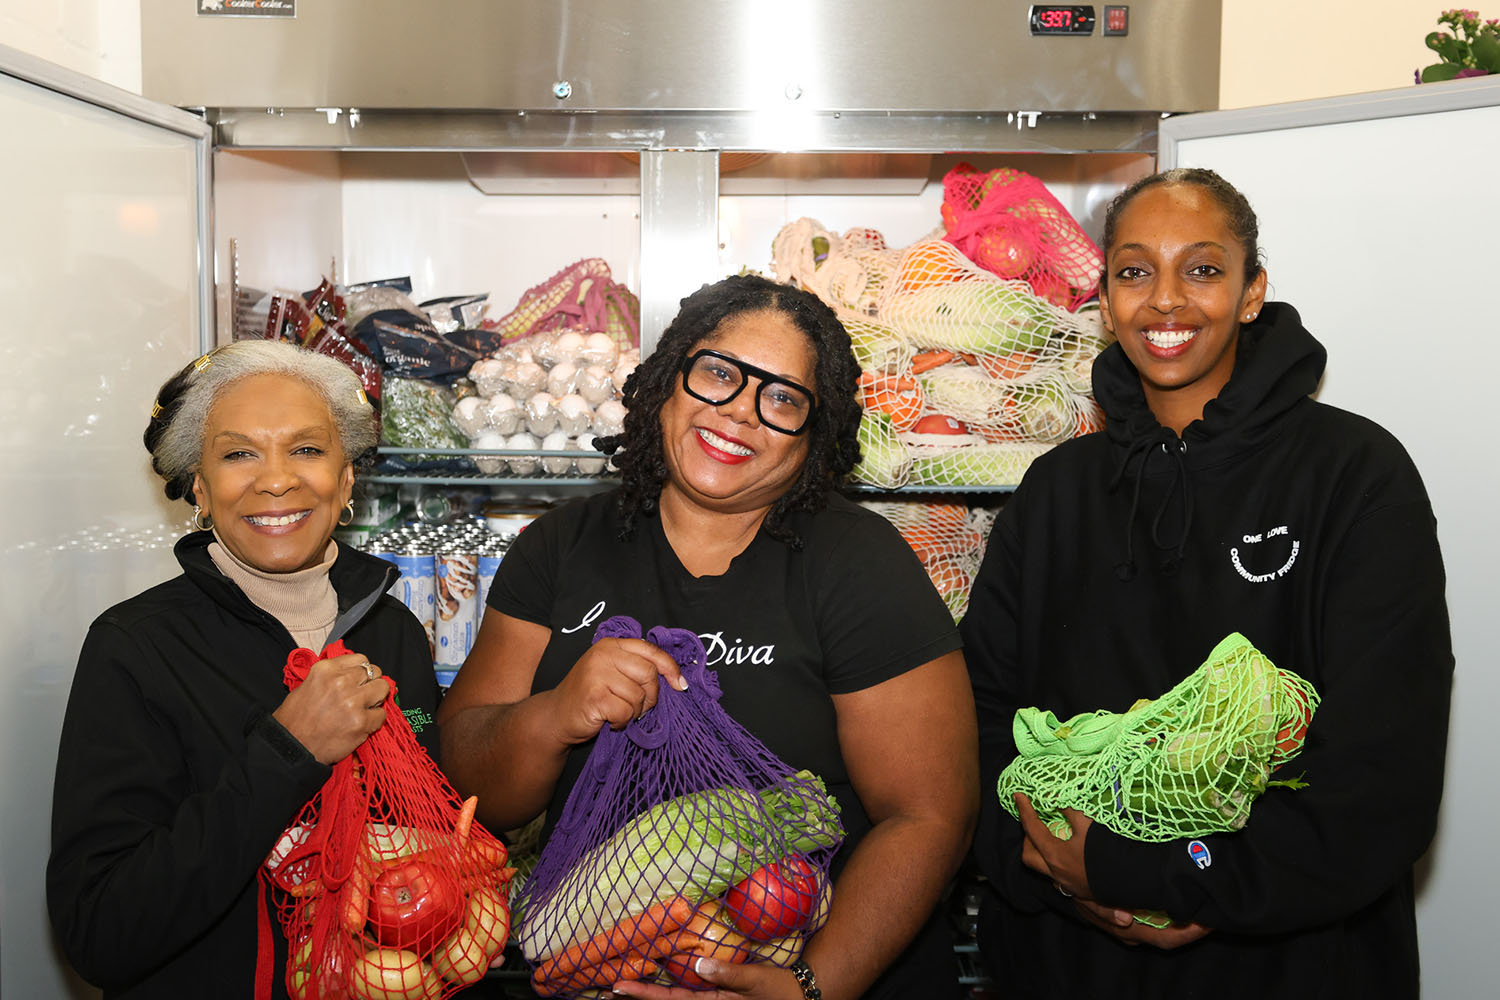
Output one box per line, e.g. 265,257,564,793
595,274,863,549
143,340,378,505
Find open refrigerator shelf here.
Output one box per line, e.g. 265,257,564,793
368,448,1016,494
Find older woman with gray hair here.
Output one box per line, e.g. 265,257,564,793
46,339,441,999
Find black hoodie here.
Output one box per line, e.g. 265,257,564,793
961,303,1453,998
47,532,440,998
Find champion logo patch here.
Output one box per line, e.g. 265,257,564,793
1188,839,1212,870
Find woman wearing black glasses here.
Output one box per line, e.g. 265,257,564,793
439,274,978,1000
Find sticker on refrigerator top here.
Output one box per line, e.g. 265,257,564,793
198,0,296,18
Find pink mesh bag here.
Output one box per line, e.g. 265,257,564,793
486,258,640,352
517,616,845,997
940,163,1104,310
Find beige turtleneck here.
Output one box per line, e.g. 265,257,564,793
208,533,340,651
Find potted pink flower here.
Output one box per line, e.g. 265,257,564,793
1418,8,1500,81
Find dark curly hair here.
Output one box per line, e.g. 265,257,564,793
1100,167,1265,288
595,273,863,549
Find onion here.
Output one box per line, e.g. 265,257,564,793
505,433,539,476
576,364,615,405
482,394,520,435
540,431,573,475
546,360,579,397
579,331,619,368
524,392,558,437
451,395,487,437
471,432,507,475
555,394,593,436
574,433,607,475
593,399,627,437
508,361,546,398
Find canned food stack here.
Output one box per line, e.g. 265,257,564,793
362,520,512,689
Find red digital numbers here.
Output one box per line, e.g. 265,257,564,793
1038,9,1073,28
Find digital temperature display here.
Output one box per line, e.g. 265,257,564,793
1029,5,1097,35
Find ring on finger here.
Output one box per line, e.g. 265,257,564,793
1056,883,1072,898
363,662,375,683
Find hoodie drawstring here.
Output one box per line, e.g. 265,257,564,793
1109,430,1194,579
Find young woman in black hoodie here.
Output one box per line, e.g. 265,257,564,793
962,169,1453,998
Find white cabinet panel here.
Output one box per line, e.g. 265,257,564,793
0,47,209,1000
1162,77,1500,998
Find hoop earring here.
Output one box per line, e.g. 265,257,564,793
338,500,355,527
192,505,213,531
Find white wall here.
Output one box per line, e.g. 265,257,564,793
0,0,141,94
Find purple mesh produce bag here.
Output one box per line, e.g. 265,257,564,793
517,616,845,997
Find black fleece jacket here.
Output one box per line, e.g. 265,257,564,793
47,531,440,999
962,302,1453,999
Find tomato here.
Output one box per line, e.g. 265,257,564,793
1273,672,1315,765
975,222,1035,280
368,859,465,954
723,856,821,941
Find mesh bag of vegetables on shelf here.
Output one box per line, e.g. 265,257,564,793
854,238,1108,488
770,217,905,318
939,162,1104,311
861,500,996,622
516,615,845,998
997,632,1320,927
486,257,640,353
772,219,1111,489
260,642,515,1000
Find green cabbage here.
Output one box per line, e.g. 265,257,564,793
850,412,911,487
907,442,1053,487
885,281,1054,355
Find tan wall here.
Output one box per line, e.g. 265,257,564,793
0,0,140,93
1220,0,1445,108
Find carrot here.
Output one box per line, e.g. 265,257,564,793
857,372,924,430
536,895,695,981
532,952,658,996
337,853,376,936
453,795,478,845
978,350,1038,381
283,877,324,899
910,349,955,374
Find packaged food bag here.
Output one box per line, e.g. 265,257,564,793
998,632,1319,924
260,641,515,1000
517,616,845,997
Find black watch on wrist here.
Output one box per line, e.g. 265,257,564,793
789,959,822,1000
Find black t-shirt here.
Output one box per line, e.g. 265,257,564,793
487,487,961,849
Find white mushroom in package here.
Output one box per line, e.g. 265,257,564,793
458,329,636,475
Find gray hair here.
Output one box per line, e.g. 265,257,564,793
143,340,378,504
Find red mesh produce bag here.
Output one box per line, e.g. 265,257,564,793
516,617,845,997
260,642,515,1000
940,163,1103,310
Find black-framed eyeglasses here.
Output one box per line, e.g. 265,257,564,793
679,350,818,435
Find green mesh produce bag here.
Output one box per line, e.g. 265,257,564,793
999,633,1319,843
